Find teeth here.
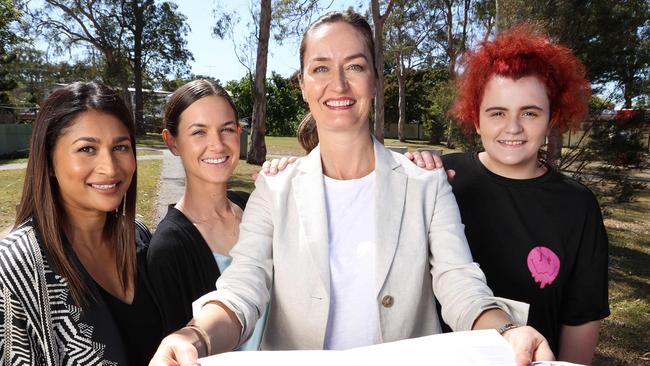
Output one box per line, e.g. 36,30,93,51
92,184,117,189
499,140,524,145
326,99,354,107
203,157,227,164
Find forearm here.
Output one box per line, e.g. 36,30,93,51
558,321,601,365
472,308,513,330
184,301,242,356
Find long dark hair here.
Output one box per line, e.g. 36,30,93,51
297,10,377,153
15,82,137,308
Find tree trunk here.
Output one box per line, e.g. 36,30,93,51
546,126,563,167
247,0,271,165
132,0,145,136
397,53,406,142
371,0,395,144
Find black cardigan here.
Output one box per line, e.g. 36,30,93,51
146,191,249,334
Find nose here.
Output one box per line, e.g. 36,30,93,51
505,115,524,134
96,149,117,176
208,131,225,150
332,69,349,92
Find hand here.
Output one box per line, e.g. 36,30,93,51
253,156,298,180
404,151,455,183
502,325,555,366
149,331,199,366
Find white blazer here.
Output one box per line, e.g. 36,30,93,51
195,137,528,350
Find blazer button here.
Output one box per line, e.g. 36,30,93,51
381,295,394,308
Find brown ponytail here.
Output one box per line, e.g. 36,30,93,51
297,113,319,153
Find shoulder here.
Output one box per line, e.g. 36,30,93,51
0,221,39,263
548,170,601,208
148,212,193,259
389,150,447,183
227,190,251,209
0,221,44,288
441,152,472,170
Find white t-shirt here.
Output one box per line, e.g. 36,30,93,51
322,171,380,350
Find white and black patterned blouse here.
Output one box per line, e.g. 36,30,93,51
0,220,127,365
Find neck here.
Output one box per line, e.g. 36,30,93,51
177,178,231,220
62,207,108,251
478,151,546,179
319,130,375,180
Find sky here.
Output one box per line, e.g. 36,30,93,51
173,0,364,84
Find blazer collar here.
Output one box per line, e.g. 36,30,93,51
372,137,407,296
292,137,408,298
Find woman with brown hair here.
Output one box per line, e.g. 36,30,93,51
0,82,163,365
146,79,266,351
150,10,552,366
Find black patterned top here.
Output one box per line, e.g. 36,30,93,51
0,220,128,365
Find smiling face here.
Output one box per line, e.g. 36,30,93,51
477,75,551,178
164,95,240,185
52,109,135,217
300,21,376,134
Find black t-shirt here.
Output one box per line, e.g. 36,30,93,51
441,152,610,355
146,190,250,334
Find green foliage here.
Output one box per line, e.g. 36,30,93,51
226,75,254,123
0,0,21,104
585,117,648,203
266,72,305,136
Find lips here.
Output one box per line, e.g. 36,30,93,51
324,98,355,109
88,181,120,193
498,140,526,146
202,156,229,165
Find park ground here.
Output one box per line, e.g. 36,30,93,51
0,135,648,365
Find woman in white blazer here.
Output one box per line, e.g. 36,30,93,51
150,10,552,366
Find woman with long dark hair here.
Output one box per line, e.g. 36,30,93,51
0,82,163,365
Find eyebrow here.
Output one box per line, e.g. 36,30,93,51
72,136,130,144
310,53,369,63
484,105,544,112
187,121,237,129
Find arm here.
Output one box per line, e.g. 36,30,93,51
149,176,275,365
426,170,551,365
558,321,601,365
150,302,241,365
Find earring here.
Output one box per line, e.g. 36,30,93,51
545,135,549,145
121,195,127,217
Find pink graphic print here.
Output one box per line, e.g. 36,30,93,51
527,246,560,289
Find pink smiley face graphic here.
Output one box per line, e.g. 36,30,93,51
527,246,560,289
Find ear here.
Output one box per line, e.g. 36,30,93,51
162,129,179,156
474,122,481,135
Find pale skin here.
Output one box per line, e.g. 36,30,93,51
162,96,243,255
51,110,136,303
150,22,553,366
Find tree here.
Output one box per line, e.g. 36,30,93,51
0,0,21,105
370,0,396,143
385,0,439,142
35,0,193,133
246,0,272,165
267,71,306,136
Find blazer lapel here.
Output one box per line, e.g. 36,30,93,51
373,138,407,296
292,145,331,296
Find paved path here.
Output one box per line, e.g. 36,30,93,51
155,149,186,223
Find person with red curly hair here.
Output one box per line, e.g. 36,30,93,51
418,25,609,364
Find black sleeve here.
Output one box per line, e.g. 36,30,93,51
146,224,199,334
560,193,610,325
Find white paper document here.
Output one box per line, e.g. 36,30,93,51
199,329,520,366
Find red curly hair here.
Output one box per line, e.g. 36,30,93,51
450,24,591,133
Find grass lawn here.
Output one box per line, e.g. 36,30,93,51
0,159,162,233
136,132,167,148
136,160,163,229
593,189,650,365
